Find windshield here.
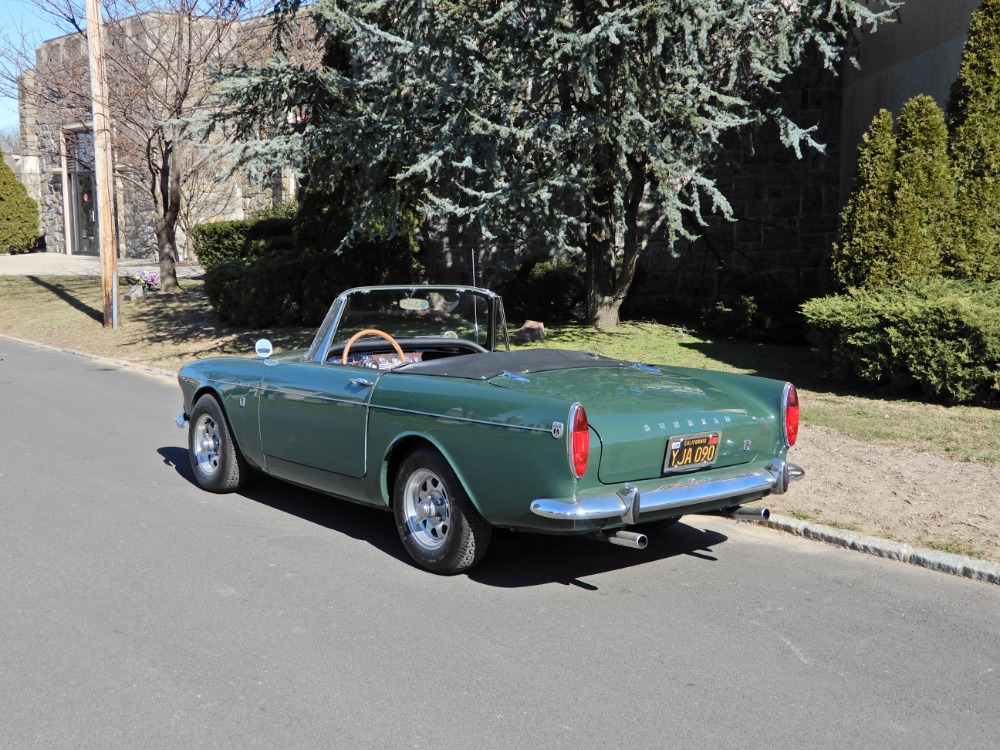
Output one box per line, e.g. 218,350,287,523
307,286,504,361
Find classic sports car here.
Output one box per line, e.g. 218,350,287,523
176,285,803,573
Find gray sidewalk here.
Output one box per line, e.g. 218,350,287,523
0,251,203,278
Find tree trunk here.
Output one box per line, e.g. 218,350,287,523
584,158,647,330
154,139,182,293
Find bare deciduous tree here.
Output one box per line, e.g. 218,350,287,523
0,126,18,156
0,0,273,291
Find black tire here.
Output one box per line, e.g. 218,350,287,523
392,447,492,574
188,394,248,492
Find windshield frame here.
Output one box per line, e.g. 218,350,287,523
304,285,509,364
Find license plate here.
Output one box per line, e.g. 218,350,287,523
665,432,721,472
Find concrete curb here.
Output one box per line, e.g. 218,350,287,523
758,514,1000,586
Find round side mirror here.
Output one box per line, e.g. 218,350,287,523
254,339,274,359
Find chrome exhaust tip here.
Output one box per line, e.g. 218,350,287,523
591,530,648,549
725,506,770,521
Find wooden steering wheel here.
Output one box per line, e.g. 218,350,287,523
341,328,406,365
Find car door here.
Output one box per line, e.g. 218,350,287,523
258,360,375,479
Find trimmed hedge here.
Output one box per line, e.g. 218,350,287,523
204,239,423,328
801,280,1000,404
188,215,294,270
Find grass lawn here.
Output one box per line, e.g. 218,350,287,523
2,274,998,464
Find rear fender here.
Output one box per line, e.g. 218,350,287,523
378,432,485,516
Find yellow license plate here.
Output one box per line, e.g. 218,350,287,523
665,432,721,472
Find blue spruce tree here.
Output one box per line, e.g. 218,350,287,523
215,0,895,327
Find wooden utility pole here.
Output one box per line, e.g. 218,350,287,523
85,0,118,328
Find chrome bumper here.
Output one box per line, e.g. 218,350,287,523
530,460,804,524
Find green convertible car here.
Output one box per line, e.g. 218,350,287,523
176,285,803,573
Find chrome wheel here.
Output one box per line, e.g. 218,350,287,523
193,413,223,477
187,394,248,492
401,468,452,551
393,447,492,573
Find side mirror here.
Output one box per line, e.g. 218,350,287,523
255,339,273,359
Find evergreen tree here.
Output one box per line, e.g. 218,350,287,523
0,157,39,254
948,0,1000,281
830,97,954,290
216,0,895,327
887,95,954,281
829,110,897,289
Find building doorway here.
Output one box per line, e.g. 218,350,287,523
66,130,97,256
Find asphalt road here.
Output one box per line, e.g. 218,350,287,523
1,337,998,749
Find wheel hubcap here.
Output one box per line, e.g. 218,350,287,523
402,469,451,551
193,414,222,476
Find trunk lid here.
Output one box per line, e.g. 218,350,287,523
490,364,775,484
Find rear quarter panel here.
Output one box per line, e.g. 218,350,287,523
366,373,585,529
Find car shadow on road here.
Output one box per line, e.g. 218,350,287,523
159,445,730,587
469,523,729,589
158,446,409,564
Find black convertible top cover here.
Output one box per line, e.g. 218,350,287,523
401,348,629,380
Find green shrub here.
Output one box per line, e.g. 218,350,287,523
494,254,585,324
887,95,955,279
248,199,298,220
204,237,423,328
189,220,253,270
201,178,424,327
189,203,296,270
802,280,1000,404
0,157,40,254
203,251,306,327
701,295,760,340
698,272,811,343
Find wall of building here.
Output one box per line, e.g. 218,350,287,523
840,0,980,194
624,59,844,325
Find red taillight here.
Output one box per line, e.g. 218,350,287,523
569,403,590,479
784,384,800,447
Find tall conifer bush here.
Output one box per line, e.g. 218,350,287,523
948,0,1000,281
829,110,897,289
830,96,954,289
0,157,39,254
888,95,955,280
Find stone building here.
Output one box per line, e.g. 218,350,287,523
14,11,288,259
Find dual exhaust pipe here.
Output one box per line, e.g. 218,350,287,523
590,505,769,550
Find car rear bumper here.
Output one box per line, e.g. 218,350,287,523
530,460,804,524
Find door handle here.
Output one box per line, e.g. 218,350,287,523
349,378,375,387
